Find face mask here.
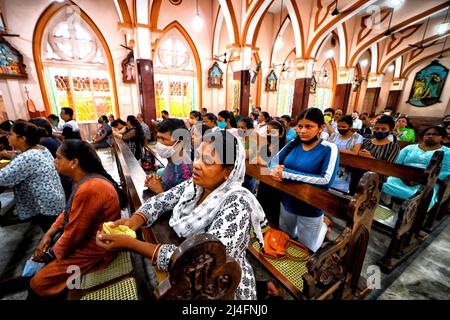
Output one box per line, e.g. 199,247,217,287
52,122,58,127
217,121,227,129
373,131,389,140
324,115,332,122
301,135,319,145
154,141,179,158
338,129,350,135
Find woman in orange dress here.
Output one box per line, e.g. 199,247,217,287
28,140,122,299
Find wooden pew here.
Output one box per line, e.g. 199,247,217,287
69,138,241,300
245,162,380,300
423,175,450,233
338,151,444,273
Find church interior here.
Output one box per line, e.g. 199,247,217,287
0,0,449,301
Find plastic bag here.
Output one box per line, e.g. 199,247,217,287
22,258,45,277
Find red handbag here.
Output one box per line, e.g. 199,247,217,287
260,228,310,261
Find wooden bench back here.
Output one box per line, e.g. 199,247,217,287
245,162,380,297
111,138,241,300
339,152,429,185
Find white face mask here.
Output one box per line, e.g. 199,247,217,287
154,140,179,159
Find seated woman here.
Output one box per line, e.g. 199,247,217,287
203,112,219,130
191,123,211,161
280,115,296,142
328,115,363,193
111,118,128,137
28,118,60,158
394,116,415,143
145,118,192,194
121,115,145,161
255,112,270,138
91,115,113,149
28,118,73,200
96,130,267,300
217,110,239,137
269,108,339,252
28,140,122,299
381,126,450,210
0,122,65,231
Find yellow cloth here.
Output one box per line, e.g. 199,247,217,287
102,222,136,238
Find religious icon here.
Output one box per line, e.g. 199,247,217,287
121,51,135,83
0,36,27,79
265,70,278,92
407,60,448,107
208,62,224,88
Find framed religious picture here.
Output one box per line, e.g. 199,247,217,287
407,60,448,107
265,70,278,92
208,62,224,88
121,51,135,83
0,36,27,79
310,75,317,93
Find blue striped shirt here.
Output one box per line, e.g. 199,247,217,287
269,139,339,217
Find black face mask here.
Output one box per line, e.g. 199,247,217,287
301,135,319,145
338,129,350,135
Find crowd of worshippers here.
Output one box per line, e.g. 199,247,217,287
0,105,448,301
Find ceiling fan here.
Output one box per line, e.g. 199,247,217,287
409,18,445,49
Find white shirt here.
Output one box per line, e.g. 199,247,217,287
256,122,267,137
62,119,80,132
352,119,363,130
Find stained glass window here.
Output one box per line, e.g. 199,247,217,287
42,7,114,122
154,30,198,118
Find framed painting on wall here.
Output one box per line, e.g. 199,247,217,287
265,70,278,92
0,36,27,79
208,62,224,88
407,60,448,107
121,51,135,83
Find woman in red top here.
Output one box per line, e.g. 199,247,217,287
28,140,122,299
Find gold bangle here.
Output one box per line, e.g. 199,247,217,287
151,243,162,266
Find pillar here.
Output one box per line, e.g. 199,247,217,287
333,67,355,115
363,73,384,115
291,58,315,118
386,78,406,114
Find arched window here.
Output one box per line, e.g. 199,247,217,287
154,29,198,118
40,6,115,122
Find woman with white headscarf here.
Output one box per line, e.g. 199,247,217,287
96,130,267,300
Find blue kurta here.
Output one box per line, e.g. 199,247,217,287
381,144,450,209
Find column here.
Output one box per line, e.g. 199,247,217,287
364,73,384,115
333,67,355,115
230,45,253,117
291,58,314,118
386,78,406,114
134,0,156,122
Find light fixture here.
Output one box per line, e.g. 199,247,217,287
389,0,405,8
437,6,450,35
388,65,395,72
192,0,204,32
325,49,334,59
331,0,339,16
360,59,369,67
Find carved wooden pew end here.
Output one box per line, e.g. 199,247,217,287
155,233,242,300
